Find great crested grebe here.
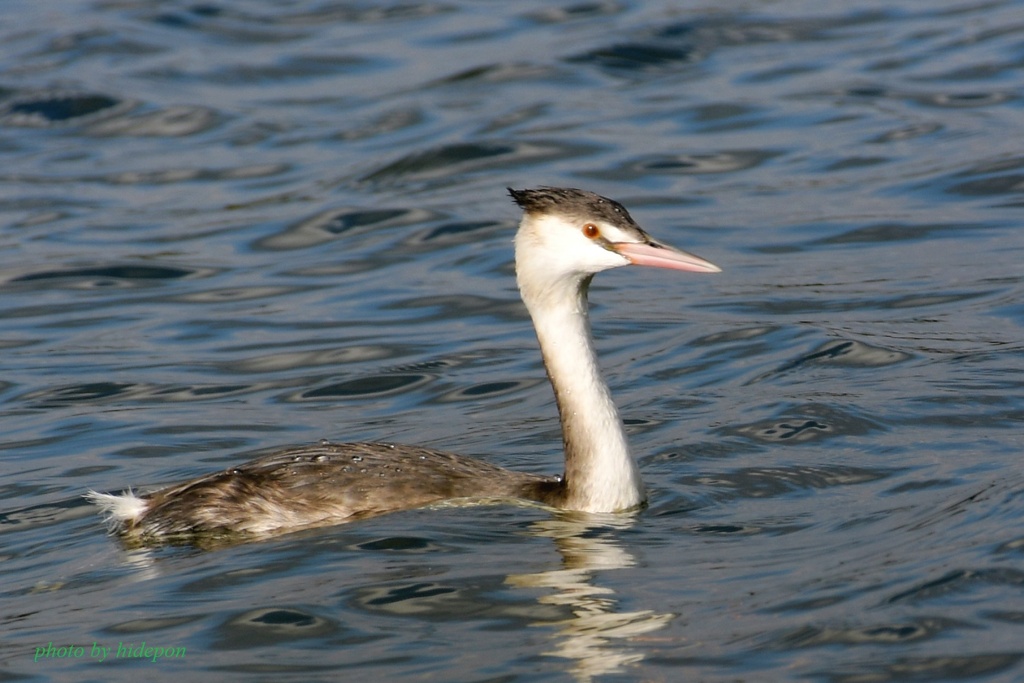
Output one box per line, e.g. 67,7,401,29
88,187,720,544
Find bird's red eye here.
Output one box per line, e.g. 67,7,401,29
583,223,600,239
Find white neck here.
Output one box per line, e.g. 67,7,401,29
519,270,646,513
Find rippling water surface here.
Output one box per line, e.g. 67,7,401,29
2,1,1023,680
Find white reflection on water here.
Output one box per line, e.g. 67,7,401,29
508,516,674,682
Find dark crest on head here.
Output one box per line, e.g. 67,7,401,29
508,187,641,231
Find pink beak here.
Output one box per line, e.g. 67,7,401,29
613,240,721,274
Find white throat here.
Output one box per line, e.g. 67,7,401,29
516,221,646,512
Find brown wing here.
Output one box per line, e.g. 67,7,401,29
129,442,562,542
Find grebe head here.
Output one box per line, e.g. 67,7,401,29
508,187,719,304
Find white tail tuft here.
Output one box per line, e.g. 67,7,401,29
85,490,148,530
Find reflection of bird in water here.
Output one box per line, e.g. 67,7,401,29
507,518,675,683
88,187,720,543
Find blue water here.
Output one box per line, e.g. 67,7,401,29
2,1,1023,680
